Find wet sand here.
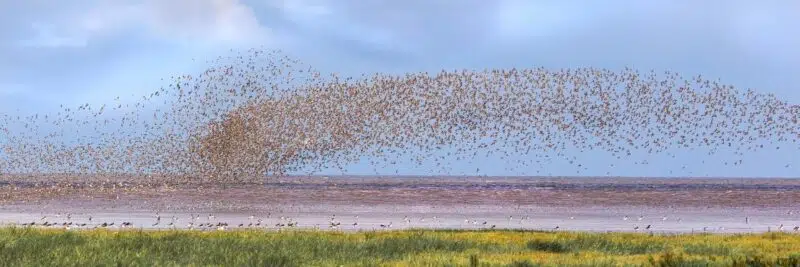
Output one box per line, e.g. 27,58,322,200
1,176,799,233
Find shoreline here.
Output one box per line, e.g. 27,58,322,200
2,176,799,233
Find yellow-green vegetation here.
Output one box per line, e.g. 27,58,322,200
1,228,800,266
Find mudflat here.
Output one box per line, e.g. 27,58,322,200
1,176,798,233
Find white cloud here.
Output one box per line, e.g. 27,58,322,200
278,0,332,18
19,0,270,48
492,0,591,40
17,23,88,48
271,0,431,54
144,0,269,45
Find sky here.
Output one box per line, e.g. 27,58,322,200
0,0,798,177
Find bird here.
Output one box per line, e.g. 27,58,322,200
0,48,797,238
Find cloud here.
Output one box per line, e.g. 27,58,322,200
278,0,332,18
17,0,270,48
274,0,406,52
16,23,89,48
145,0,270,45
491,0,598,41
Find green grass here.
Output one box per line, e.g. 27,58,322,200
1,228,800,266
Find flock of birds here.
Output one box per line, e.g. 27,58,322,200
7,212,800,234
8,213,394,231
0,48,797,235
0,48,796,183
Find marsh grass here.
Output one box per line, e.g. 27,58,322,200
1,228,799,266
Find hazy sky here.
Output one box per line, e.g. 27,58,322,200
1,0,798,177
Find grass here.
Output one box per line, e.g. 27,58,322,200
1,228,800,266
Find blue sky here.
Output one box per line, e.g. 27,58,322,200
1,0,798,177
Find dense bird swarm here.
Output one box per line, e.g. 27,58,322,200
0,49,797,183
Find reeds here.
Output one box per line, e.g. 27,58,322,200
1,228,799,266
